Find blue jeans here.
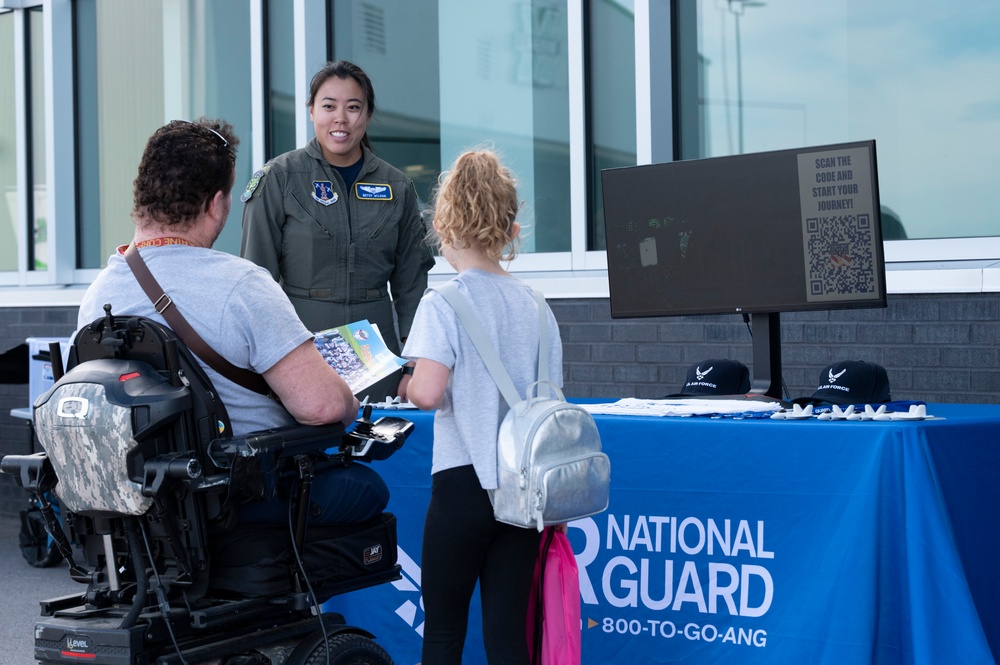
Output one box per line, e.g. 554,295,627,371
235,462,389,525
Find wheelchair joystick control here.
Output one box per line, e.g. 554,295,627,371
353,404,375,438
100,303,126,348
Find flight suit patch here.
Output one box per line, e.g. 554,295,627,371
313,181,339,206
355,183,393,200
241,169,265,202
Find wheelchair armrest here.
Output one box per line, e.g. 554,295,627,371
209,423,347,464
206,409,415,470
0,451,57,494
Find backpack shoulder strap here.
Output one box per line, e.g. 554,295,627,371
534,289,549,386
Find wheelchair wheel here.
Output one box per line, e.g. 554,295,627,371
19,505,63,568
301,633,392,665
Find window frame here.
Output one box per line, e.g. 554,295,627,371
0,7,27,282
1,0,998,302
0,0,77,288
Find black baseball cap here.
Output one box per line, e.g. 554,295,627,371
669,359,752,397
794,360,891,406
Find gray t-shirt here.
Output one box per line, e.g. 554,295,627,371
77,245,313,436
402,269,563,489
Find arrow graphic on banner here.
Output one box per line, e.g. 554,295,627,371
391,546,425,636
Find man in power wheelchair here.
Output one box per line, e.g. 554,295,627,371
0,118,415,664
3,309,412,664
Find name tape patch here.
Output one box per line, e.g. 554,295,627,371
355,183,393,200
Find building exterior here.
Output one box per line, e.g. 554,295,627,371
2,0,999,515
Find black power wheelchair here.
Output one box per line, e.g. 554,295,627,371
1,305,414,664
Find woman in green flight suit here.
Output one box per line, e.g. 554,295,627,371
241,60,435,400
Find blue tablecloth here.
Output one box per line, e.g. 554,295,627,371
326,403,1000,665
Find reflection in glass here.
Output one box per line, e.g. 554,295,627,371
29,7,46,270
332,2,442,211
0,11,17,271
75,0,252,268
682,0,1000,240
587,0,636,252
266,1,296,158
330,0,571,253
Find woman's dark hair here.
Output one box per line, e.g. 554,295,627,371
132,118,239,227
308,60,376,151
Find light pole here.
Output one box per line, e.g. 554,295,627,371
727,0,765,154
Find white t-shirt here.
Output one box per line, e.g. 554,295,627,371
402,269,563,489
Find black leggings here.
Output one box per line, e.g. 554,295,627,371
421,465,541,665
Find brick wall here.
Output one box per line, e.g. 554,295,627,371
2,293,998,516
553,293,1000,403
0,306,78,517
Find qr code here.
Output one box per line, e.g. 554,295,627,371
804,213,876,299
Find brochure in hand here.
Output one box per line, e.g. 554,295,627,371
313,320,406,395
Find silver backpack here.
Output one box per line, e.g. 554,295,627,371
433,282,610,531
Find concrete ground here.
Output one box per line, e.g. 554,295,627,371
0,512,81,665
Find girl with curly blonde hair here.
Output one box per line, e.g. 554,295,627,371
401,148,564,664
429,149,521,263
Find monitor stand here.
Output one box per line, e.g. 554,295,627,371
748,312,783,400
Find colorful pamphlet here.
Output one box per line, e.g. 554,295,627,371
313,320,406,395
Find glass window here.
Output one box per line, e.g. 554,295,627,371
679,0,1000,241
266,0,296,157
586,0,636,252
74,0,253,268
0,11,16,272
329,0,571,253
28,6,46,270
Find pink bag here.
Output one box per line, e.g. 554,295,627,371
527,526,581,665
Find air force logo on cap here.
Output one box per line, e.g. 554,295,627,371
794,360,891,406
355,183,393,200
667,359,751,397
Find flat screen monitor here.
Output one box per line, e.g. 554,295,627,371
601,140,887,398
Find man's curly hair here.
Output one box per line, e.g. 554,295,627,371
132,118,239,228
431,149,520,261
